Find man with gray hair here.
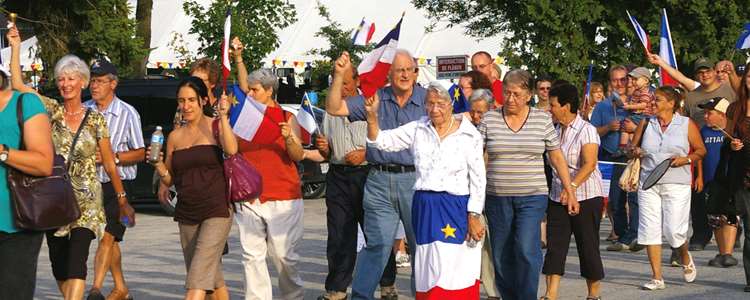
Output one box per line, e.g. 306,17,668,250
327,50,427,300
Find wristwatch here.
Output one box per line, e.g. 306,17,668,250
570,182,579,189
0,144,8,163
686,157,692,165
468,212,481,219
114,153,121,165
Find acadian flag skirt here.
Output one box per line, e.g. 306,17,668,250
412,190,481,300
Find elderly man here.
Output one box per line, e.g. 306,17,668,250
533,77,552,110
471,51,504,106
327,50,426,300
83,59,144,300
590,65,643,253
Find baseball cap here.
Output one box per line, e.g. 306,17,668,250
90,59,118,76
698,97,730,114
693,57,714,72
628,67,651,79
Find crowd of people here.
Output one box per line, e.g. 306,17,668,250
1,19,750,300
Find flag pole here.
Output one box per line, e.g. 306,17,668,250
729,49,736,62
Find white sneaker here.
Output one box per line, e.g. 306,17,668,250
641,278,666,290
395,252,410,268
683,253,697,283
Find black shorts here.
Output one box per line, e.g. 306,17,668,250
46,227,95,281
101,180,134,242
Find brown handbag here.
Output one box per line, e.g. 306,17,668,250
7,94,86,230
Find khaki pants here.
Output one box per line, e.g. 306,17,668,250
234,199,304,300
178,214,233,291
480,215,499,298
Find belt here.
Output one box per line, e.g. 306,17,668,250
372,164,415,173
331,164,370,171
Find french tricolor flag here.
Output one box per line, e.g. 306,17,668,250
351,18,376,46
221,7,232,91
296,92,318,145
357,16,403,98
626,11,650,54
659,9,679,86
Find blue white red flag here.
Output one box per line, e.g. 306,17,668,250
351,18,376,46
583,63,593,108
221,7,232,90
228,85,265,142
735,23,750,49
598,161,615,201
627,11,650,54
297,92,318,145
449,84,469,113
357,16,403,98
659,9,678,86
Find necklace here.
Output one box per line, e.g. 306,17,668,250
64,107,85,116
435,117,455,139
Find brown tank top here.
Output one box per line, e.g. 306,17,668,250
171,145,229,224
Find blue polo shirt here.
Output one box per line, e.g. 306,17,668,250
590,93,629,155
347,85,427,165
700,126,725,183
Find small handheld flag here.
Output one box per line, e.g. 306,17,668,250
659,9,678,86
297,92,319,145
583,62,593,109
358,15,404,98
626,11,650,54
221,7,232,92
351,18,376,46
449,84,469,113
735,23,750,50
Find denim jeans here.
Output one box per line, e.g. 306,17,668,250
0,230,44,300
600,151,639,244
351,169,416,300
485,194,548,300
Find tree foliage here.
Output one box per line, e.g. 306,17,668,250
183,0,297,71
307,3,373,92
7,0,147,78
412,0,750,85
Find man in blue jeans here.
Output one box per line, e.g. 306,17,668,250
590,64,644,252
326,50,426,300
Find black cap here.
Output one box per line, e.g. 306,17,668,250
90,59,118,76
693,57,714,72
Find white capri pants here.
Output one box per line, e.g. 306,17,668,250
637,183,691,247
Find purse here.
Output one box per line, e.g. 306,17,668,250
7,95,88,230
212,119,263,203
618,118,650,193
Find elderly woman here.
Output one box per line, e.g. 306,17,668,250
233,42,307,299
365,82,485,299
151,77,236,300
10,49,134,298
478,69,577,300
468,88,494,126
0,42,53,300
541,83,604,300
631,86,706,290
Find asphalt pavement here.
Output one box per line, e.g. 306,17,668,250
33,199,749,299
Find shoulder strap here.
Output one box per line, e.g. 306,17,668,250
211,118,221,145
16,93,25,150
636,117,651,147
67,108,92,170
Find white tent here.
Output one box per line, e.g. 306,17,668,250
0,36,43,71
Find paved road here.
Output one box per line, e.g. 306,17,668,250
34,199,748,299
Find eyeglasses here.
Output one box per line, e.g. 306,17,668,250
426,102,451,110
503,91,528,100
538,87,550,91
89,78,112,85
393,67,417,74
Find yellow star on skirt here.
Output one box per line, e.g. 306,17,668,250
441,223,456,239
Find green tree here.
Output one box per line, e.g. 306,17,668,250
307,2,373,95
183,0,297,72
412,0,750,85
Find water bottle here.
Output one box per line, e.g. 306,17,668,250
149,126,164,163
120,215,134,228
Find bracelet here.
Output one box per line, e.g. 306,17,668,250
570,182,579,189
468,212,481,219
116,192,127,199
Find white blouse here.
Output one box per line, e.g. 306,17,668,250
368,116,486,213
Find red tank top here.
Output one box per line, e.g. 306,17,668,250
239,105,301,202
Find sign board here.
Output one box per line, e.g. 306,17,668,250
436,55,468,80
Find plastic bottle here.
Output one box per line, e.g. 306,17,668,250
120,215,134,228
149,126,164,163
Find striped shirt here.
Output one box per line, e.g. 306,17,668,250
549,115,603,202
84,96,145,182
478,107,560,196
321,114,368,165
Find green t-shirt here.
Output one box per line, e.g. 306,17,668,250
0,92,47,233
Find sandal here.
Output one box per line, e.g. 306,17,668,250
586,297,602,300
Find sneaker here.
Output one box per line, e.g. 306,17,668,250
721,254,739,267
86,289,105,300
683,253,697,283
708,254,723,267
629,240,645,252
317,291,347,300
380,285,398,300
641,279,666,290
606,242,630,251
395,252,411,268
670,249,681,267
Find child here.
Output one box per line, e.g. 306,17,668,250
619,67,655,152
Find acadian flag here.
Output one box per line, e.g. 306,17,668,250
297,92,318,145
659,9,679,86
221,7,232,91
735,23,750,49
413,191,481,300
583,62,593,108
626,11,651,54
351,17,376,46
449,84,469,113
357,16,403,98
598,161,615,201
228,85,265,142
